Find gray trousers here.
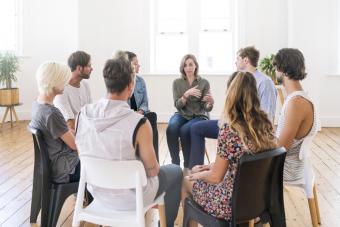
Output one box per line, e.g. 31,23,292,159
155,164,183,227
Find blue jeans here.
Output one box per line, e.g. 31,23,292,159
156,164,183,227
189,120,219,169
166,113,205,168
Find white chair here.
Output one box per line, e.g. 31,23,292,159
72,157,166,227
285,134,321,227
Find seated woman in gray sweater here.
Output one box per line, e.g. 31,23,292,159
29,62,79,183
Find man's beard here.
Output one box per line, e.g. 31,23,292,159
80,73,90,79
276,73,284,85
276,76,283,85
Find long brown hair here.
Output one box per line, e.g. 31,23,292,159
221,71,276,152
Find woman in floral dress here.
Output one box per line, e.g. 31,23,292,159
182,71,277,225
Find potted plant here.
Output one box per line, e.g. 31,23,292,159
0,52,20,105
259,54,277,85
259,54,286,104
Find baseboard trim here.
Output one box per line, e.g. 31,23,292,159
320,116,340,127
6,111,340,127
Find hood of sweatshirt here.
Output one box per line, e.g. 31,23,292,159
79,98,134,133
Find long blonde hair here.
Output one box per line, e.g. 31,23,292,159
221,71,276,152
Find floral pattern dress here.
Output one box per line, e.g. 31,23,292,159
192,123,252,221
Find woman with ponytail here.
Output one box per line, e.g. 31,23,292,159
182,71,277,224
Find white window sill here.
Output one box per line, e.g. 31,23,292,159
325,74,340,77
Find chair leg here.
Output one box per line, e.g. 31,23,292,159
313,185,321,224
308,198,319,227
49,188,71,227
204,148,211,163
248,219,254,227
30,175,41,223
158,204,167,227
41,190,52,227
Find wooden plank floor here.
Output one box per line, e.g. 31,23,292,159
1,121,340,227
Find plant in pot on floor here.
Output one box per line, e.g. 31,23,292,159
0,52,20,105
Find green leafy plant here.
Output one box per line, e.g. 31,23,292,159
0,52,20,89
259,54,277,85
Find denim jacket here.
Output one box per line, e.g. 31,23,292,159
128,75,149,113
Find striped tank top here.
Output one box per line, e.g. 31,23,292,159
276,91,320,184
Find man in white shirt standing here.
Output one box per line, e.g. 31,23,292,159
54,51,93,130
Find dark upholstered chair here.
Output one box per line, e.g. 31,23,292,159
29,127,79,227
183,147,286,227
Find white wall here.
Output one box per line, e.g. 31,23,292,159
4,0,78,120
287,0,340,126
5,0,340,126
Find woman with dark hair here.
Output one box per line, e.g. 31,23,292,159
182,71,277,225
125,51,160,161
167,54,214,174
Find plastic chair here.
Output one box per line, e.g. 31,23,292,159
284,134,321,227
29,127,79,227
72,157,166,227
183,147,287,227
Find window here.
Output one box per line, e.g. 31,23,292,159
151,0,236,73
0,0,20,52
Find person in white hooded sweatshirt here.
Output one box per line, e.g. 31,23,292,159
75,52,182,227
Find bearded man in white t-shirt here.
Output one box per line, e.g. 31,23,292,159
54,51,93,130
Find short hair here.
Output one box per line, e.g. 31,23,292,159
103,54,134,94
113,50,129,60
273,48,307,80
35,61,71,96
67,51,91,72
179,54,199,77
125,51,137,61
237,46,260,67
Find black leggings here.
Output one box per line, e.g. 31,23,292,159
145,112,159,162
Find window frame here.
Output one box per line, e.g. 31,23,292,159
0,0,22,54
150,0,238,74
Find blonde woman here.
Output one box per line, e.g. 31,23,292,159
182,71,277,225
29,62,80,183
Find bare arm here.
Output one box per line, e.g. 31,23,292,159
202,90,214,112
190,163,212,174
277,98,306,150
66,119,75,131
188,155,228,184
60,130,77,151
136,120,160,177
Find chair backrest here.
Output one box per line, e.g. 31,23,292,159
231,147,286,226
29,127,52,186
80,156,148,189
74,156,148,226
